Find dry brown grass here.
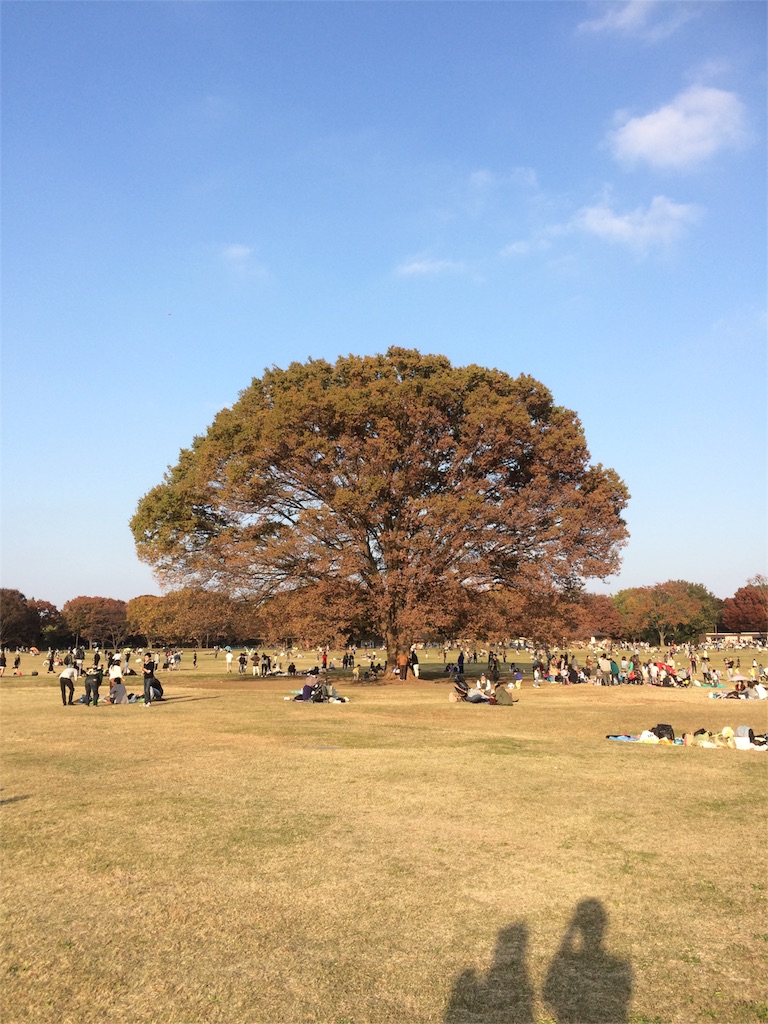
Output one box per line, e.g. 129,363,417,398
1,663,767,1024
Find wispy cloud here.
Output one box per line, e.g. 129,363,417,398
500,238,552,258
219,244,269,280
394,257,466,278
609,85,748,171
578,1,699,41
574,194,701,252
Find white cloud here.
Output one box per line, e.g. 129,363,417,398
609,85,748,171
394,257,465,277
500,238,551,258
575,194,701,252
221,244,253,263
578,1,699,40
219,244,269,280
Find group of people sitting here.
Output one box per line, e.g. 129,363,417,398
710,679,767,700
451,674,518,705
58,652,165,707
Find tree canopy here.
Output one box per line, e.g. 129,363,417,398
131,349,630,662
613,580,720,646
721,577,768,633
0,590,41,647
62,596,128,649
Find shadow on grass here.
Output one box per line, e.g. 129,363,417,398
158,695,224,703
444,900,632,1023
0,794,32,806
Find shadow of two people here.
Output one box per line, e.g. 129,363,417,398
444,899,632,1024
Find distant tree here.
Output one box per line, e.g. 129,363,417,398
614,581,718,646
574,593,624,640
721,577,768,633
126,595,166,647
162,590,240,648
62,596,128,649
0,589,40,647
28,600,69,648
131,349,629,668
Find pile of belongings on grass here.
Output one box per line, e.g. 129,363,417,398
287,678,348,703
607,723,767,749
450,675,518,705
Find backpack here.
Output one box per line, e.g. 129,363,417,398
651,723,675,742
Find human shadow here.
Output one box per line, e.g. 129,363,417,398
443,901,632,1024
543,899,633,1024
444,921,535,1023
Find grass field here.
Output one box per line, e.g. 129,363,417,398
1,650,767,1024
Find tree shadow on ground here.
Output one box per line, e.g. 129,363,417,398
444,900,632,1024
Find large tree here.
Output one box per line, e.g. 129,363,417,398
131,349,629,666
62,596,128,649
28,600,68,648
721,576,768,633
0,590,40,648
614,580,719,646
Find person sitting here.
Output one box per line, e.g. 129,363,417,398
493,682,518,706
467,679,490,703
294,680,315,701
109,679,128,704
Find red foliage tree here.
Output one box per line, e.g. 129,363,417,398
721,578,768,633
62,596,128,648
131,350,629,667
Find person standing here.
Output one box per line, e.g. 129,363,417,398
457,650,465,674
13,653,21,676
225,649,234,673
0,649,7,676
410,650,420,678
108,657,123,691
59,665,76,705
142,652,157,706
47,650,56,674
84,665,103,706
397,650,409,680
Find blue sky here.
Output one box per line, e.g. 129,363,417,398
2,1,765,609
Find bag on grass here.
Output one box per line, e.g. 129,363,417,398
651,723,675,742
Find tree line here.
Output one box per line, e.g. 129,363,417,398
1,577,765,651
